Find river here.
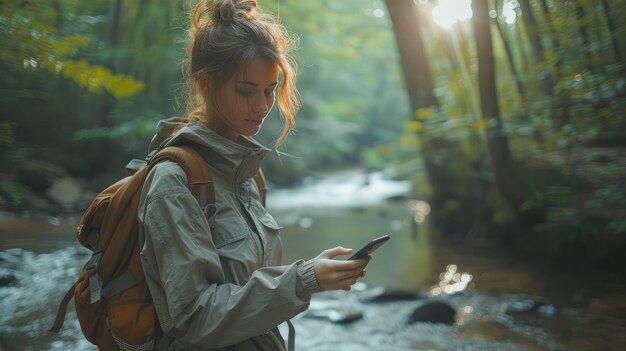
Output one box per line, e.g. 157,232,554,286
1,169,625,350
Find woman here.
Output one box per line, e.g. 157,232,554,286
137,0,370,350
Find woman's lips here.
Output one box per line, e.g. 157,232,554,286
246,119,263,126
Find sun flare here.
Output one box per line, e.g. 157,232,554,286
431,0,473,29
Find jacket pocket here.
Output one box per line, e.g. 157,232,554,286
212,214,249,248
249,198,282,234
212,214,259,273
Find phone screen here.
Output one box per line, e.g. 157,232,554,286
348,235,390,260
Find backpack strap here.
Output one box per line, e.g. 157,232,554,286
49,282,77,333
149,145,215,208
287,319,296,351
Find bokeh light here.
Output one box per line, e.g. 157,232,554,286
432,0,473,29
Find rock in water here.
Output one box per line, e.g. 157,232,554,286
360,288,423,303
16,160,68,193
0,270,18,287
46,176,82,207
407,301,456,325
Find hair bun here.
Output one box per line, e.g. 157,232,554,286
208,0,257,24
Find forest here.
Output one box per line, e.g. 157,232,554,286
1,0,626,266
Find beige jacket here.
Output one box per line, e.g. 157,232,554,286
137,120,320,350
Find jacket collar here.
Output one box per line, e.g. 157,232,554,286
166,120,270,187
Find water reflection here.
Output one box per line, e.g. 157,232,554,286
430,264,474,296
407,199,431,224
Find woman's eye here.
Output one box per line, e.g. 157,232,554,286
265,90,275,97
237,90,254,96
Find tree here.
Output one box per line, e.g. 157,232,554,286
472,0,518,209
518,0,553,96
601,0,622,62
386,0,479,237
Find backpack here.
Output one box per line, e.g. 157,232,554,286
50,141,267,350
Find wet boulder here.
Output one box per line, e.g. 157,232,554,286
45,176,82,209
303,301,363,324
504,295,558,317
9,160,85,212
407,301,456,325
0,180,50,211
0,269,18,287
360,287,424,303
16,160,69,193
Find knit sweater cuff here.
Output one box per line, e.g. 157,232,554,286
297,259,322,294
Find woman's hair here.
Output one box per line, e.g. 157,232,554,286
184,0,300,146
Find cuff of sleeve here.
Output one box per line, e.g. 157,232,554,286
297,259,322,294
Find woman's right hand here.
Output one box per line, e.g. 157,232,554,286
312,246,371,291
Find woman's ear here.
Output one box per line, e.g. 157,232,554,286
197,73,211,96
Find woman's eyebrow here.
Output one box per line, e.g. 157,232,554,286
237,80,278,87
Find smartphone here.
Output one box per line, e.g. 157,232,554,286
348,235,390,260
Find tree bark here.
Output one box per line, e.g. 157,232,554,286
472,0,528,213
108,0,123,47
538,0,563,71
495,17,526,100
573,0,596,74
385,0,438,110
518,0,553,95
601,0,622,62
386,0,476,237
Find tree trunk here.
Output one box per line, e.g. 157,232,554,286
601,0,622,62
386,0,476,237
385,0,438,109
495,17,526,100
514,19,532,79
538,0,563,71
573,0,596,74
518,0,553,95
472,0,530,215
108,0,123,47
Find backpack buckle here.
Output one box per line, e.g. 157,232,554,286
86,247,102,274
86,246,103,303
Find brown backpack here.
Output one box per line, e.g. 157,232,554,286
49,143,267,350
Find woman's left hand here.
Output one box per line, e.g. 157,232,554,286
311,246,370,291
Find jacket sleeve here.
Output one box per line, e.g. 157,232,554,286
138,161,321,348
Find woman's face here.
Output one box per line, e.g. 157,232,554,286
211,57,279,141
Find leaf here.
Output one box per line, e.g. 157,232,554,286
60,59,144,99
608,221,626,234
406,121,424,132
415,107,437,120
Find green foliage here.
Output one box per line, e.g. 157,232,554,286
0,121,16,145
256,0,409,176
585,184,626,234
0,0,144,99
521,186,582,233
520,180,626,237
0,178,33,206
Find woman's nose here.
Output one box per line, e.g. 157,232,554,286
252,99,268,114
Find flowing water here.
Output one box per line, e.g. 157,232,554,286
1,169,625,350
